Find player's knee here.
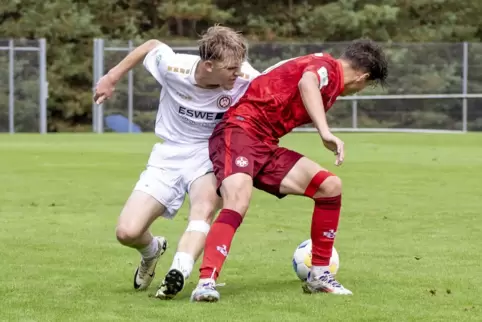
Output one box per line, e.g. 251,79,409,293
318,176,342,197
222,189,251,214
115,225,141,246
220,175,252,214
304,171,342,198
189,201,218,224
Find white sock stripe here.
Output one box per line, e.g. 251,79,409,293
186,220,211,235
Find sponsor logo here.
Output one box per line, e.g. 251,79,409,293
178,106,225,121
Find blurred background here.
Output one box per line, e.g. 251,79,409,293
1,0,482,134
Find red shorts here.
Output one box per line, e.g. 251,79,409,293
209,125,303,198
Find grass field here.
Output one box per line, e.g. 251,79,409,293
0,132,481,322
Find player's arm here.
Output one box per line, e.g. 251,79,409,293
298,71,345,165
298,71,331,137
94,39,166,104
107,39,161,83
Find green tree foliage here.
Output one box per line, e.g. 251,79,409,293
0,0,481,131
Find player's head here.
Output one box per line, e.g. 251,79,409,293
338,39,388,95
197,25,248,90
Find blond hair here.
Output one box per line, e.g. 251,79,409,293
198,25,247,66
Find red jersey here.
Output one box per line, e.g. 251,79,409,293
219,53,344,143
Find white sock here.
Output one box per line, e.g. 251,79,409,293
311,265,331,278
138,237,159,259
170,252,194,279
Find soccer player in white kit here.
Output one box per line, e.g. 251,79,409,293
93,26,259,299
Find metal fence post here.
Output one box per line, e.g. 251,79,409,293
128,40,134,133
8,39,14,134
351,98,358,129
462,42,468,133
92,38,98,132
39,38,48,134
95,38,105,133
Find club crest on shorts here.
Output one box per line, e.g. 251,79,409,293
217,95,232,109
235,156,249,168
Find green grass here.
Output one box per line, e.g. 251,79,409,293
0,132,480,322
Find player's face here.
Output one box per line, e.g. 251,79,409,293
212,61,242,90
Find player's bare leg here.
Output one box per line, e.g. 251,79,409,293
280,157,352,295
156,173,220,299
191,173,253,302
116,191,168,291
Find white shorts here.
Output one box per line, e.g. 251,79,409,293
133,142,213,219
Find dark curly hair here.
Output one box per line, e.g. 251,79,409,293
341,39,388,87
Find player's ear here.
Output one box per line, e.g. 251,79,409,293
204,60,214,72
356,73,370,83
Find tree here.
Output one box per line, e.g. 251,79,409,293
1,0,482,131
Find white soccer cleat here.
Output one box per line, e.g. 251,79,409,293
190,278,223,302
155,268,185,300
302,271,353,295
133,236,168,291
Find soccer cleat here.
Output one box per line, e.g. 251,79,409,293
190,279,224,302
155,268,185,300
302,271,353,295
133,236,168,291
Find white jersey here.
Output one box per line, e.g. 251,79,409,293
143,44,259,145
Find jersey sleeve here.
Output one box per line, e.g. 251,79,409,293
143,43,175,86
302,58,335,91
239,61,261,81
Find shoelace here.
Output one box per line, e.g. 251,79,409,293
316,271,341,288
201,282,226,290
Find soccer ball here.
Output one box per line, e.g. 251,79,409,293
292,239,339,281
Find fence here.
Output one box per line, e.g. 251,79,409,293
92,40,482,133
0,39,48,134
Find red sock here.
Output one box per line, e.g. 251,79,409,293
311,195,342,266
199,209,243,280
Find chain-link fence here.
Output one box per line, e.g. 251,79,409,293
0,39,48,133
93,40,482,133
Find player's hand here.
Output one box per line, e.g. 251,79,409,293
93,74,116,104
320,132,344,166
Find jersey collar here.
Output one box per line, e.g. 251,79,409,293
188,57,201,85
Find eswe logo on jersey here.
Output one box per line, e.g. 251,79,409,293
178,106,225,121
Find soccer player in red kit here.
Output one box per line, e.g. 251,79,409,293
189,39,388,302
